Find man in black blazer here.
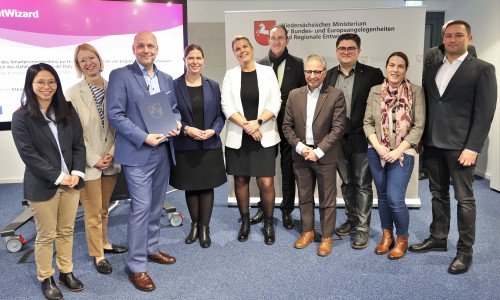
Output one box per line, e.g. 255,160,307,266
419,21,478,181
252,25,307,229
410,20,497,275
325,33,384,249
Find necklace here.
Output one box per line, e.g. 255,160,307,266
185,75,201,87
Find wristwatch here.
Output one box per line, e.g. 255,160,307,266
257,119,263,125
183,125,190,136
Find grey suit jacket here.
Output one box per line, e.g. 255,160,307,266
423,54,497,152
282,85,346,164
66,79,120,181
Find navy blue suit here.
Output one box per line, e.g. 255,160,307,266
173,74,225,151
107,61,181,273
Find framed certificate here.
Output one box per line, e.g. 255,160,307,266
136,91,178,135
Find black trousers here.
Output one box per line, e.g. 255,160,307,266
423,146,476,256
337,137,373,232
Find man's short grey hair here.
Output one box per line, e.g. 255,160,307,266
305,54,327,70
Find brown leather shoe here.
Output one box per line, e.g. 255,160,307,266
318,237,333,256
388,236,408,260
147,251,176,264
128,272,155,292
294,231,316,249
375,229,394,255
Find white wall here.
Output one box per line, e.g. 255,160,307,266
1,0,498,187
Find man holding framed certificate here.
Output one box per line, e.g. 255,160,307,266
107,31,181,292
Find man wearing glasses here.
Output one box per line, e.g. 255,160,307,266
254,25,307,230
283,55,346,256
325,33,384,249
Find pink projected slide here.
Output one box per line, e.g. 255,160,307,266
0,0,186,124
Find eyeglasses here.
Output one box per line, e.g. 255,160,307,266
304,69,325,76
270,36,287,41
79,56,98,64
34,80,57,88
336,47,358,52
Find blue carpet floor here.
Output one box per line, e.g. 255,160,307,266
0,176,499,299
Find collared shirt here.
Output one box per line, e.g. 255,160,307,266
277,59,285,87
335,64,355,118
434,51,477,154
137,61,160,95
435,51,468,96
295,84,325,159
39,108,85,185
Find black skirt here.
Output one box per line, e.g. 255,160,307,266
170,148,227,191
225,133,277,177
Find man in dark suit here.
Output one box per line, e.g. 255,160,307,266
252,25,307,229
419,22,478,181
422,19,477,88
283,54,346,256
325,33,384,249
409,20,497,274
107,31,181,291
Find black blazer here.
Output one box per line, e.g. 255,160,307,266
172,74,225,151
257,52,307,106
11,107,86,201
422,44,477,86
423,54,497,152
325,62,384,150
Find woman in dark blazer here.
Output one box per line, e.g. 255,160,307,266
363,52,425,260
170,44,226,248
11,63,86,300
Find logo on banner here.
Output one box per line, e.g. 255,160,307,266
148,103,163,119
254,20,276,45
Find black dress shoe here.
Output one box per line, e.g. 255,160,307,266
352,231,369,249
250,207,264,225
336,220,356,236
282,212,295,230
409,237,447,253
448,253,473,274
185,222,199,244
94,258,112,274
58,272,84,292
41,276,63,300
198,224,211,248
103,244,128,254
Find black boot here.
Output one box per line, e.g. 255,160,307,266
264,217,275,245
198,224,211,248
185,222,199,244
238,214,251,242
58,272,84,292
41,277,63,300
250,205,264,224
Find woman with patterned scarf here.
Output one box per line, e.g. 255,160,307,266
363,52,425,260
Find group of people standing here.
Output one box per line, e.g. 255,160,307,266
10,19,496,300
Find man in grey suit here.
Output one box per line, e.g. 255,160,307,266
409,20,497,274
107,31,181,291
252,25,307,229
283,55,346,256
325,33,384,249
